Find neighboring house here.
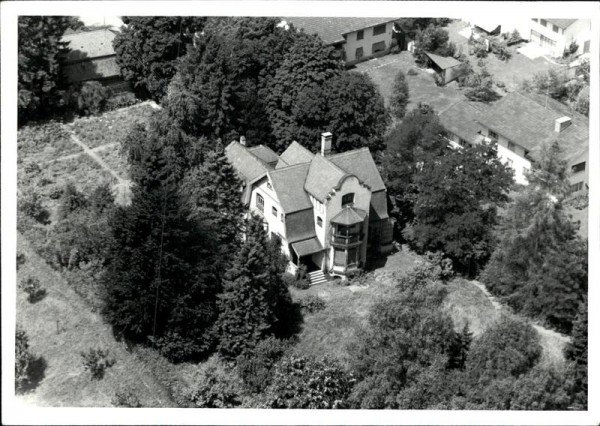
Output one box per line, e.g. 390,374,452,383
438,92,589,191
226,133,394,279
424,52,462,85
281,17,400,65
528,19,591,57
62,28,127,91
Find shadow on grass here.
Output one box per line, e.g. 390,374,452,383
17,356,48,394
274,300,304,339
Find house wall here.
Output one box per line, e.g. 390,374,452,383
63,56,121,84
566,20,591,56
310,195,328,249
482,128,531,185
250,178,289,251
528,19,589,57
323,176,371,271
568,151,589,194
343,21,395,65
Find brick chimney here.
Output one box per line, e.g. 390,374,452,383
555,117,572,133
240,135,246,146
321,132,332,156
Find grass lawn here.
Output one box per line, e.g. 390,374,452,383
70,102,157,149
354,51,467,115
44,153,117,196
96,147,130,180
442,278,499,336
16,234,175,407
18,121,83,164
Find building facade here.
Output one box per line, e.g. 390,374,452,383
226,133,394,278
528,19,591,58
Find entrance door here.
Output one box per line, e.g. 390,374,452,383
299,256,320,272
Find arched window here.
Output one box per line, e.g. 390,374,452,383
342,193,354,207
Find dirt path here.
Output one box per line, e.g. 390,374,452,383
42,143,120,165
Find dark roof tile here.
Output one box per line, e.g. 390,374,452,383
304,154,349,201
279,141,315,166
268,163,312,213
328,148,386,193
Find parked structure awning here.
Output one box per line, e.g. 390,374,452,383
292,237,324,258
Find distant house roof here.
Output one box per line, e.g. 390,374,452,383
472,20,501,33
438,101,484,144
62,28,118,62
330,206,367,225
282,17,398,45
269,163,312,213
477,92,588,160
425,52,462,70
545,19,578,29
305,154,350,201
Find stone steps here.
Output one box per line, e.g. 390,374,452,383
307,270,327,286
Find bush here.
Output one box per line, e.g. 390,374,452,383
237,337,291,393
15,327,34,393
563,41,579,58
433,73,444,86
189,363,244,408
407,68,419,76
112,388,142,407
17,252,26,270
390,71,410,119
80,348,116,380
19,276,47,303
106,91,139,110
262,355,355,408
18,190,50,225
298,295,327,313
282,272,310,290
507,30,522,46
491,40,511,61
72,81,110,116
575,86,589,116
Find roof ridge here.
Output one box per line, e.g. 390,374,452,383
314,153,350,177
269,161,310,174
228,141,270,171
327,147,370,159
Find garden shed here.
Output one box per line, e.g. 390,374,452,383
424,52,462,85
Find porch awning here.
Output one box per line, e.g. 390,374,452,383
292,237,324,258
330,207,367,225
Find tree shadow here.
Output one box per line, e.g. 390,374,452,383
18,356,48,394
274,300,304,339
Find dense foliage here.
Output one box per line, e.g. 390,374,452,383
481,141,588,333
18,16,83,124
389,70,410,119
113,17,206,100
413,24,456,67
564,300,588,409
404,141,514,274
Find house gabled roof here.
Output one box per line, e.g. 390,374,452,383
328,148,385,193
282,17,397,45
477,92,588,159
279,141,315,167
425,52,462,70
225,141,270,182
438,101,484,144
545,19,578,29
248,145,280,166
304,154,351,201
268,163,312,213
62,28,117,62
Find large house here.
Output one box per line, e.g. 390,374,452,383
281,17,400,65
226,133,394,281
62,28,128,92
529,19,591,58
439,92,589,193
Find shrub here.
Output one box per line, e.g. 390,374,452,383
563,41,579,58
189,363,244,408
298,295,327,313
106,91,139,110
18,190,50,225
507,30,522,46
15,327,34,393
19,276,47,303
575,86,589,116
491,40,511,61
390,71,410,119
262,355,356,408
112,388,142,407
17,252,26,270
282,272,310,290
472,40,488,58
80,348,116,380
407,68,419,76
72,81,110,116
433,73,444,86
237,337,291,393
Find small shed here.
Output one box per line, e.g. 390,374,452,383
424,52,462,85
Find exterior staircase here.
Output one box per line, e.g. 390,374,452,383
307,270,328,286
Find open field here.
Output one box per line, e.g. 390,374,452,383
70,102,157,149
18,122,84,164
16,234,175,407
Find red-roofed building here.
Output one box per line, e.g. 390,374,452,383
226,133,393,281
281,17,400,65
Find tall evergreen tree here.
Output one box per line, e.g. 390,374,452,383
216,216,290,359
390,70,410,119
18,16,83,124
481,141,587,333
113,17,206,100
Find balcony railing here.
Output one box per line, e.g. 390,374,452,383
331,233,362,246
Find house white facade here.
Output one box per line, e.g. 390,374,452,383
226,133,393,278
528,19,591,57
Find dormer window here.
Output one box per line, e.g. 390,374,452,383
256,193,264,212
342,193,355,207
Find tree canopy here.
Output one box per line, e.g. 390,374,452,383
18,16,83,124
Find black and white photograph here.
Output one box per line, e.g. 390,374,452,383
1,1,598,424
